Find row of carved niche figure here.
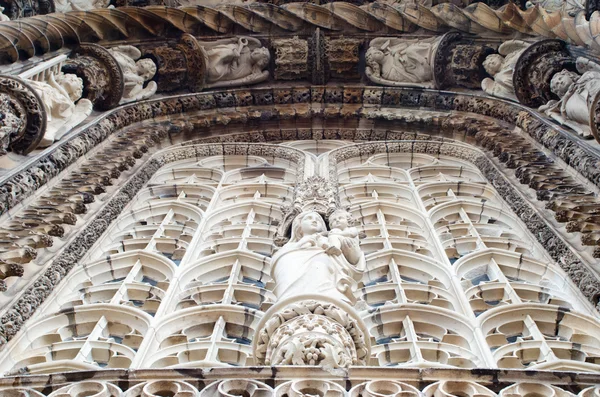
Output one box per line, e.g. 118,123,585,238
19,45,157,149
1,379,598,397
363,37,600,140
11,36,270,152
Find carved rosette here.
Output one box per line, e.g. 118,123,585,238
513,39,577,108
253,298,370,369
62,43,124,111
0,75,46,154
272,37,309,81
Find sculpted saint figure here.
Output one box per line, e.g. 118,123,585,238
202,37,270,89
365,36,442,88
481,40,530,102
28,73,93,148
539,57,600,139
109,45,158,104
271,211,365,305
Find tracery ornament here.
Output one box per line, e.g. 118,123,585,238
48,381,121,397
275,380,346,397
349,380,420,397
200,380,270,397
422,381,496,397
0,75,46,154
253,298,370,369
123,380,199,397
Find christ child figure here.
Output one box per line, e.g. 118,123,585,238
325,209,359,256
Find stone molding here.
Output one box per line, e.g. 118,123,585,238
0,368,598,396
1,4,600,62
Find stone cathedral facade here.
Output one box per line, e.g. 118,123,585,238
2,0,600,395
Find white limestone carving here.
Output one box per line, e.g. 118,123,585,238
276,380,346,397
271,210,365,304
539,57,600,139
423,381,496,396
253,298,370,370
109,45,158,104
54,0,112,13
350,380,420,397
0,7,10,21
365,36,442,88
481,40,530,102
123,380,199,397
28,72,93,147
500,383,573,397
202,37,270,89
49,381,121,397
201,380,271,397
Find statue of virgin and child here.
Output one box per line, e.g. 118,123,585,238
271,209,365,305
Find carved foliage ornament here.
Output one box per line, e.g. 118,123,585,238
253,299,370,369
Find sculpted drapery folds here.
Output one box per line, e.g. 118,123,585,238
365,37,442,88
108,45,158,105
202,37,270,89
271,210,365,305
539,57,600,139
481,40,530,101
27,73,93,147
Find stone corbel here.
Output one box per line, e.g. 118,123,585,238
0,75,46,155
62,43,124,111
253,296,370,371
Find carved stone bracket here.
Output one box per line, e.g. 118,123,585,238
513,39,576,108
253,297,370,369
0,75,46,155
62,43,124,111
141,34,205,93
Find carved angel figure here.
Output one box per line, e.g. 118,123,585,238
28,73,93,148
365,36,441,88
481,40,530,102
271,211,365,305
538,57,600,139
525,0,584,16
108,45,158,104
203,37,270,89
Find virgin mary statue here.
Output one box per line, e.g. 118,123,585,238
271,211,365,304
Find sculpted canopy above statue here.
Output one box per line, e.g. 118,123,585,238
271,210,365,305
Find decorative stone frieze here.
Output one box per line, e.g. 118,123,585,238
325,37,361,81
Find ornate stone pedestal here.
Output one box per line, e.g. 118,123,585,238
253,295,370,371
